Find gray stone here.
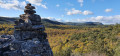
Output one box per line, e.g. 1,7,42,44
0,3,53,56
14,30,47,40
14,3,42,31
0,32,53,56
0,35,14,48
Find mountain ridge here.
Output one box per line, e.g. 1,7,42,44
0,17,103,26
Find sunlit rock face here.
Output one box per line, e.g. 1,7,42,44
0,3,53,56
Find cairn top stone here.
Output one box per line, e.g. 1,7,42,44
24,3,36,14
14,3,43,31
25,3,35,10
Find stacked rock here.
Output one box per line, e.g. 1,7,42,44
14,3,44,31
0,3,53,56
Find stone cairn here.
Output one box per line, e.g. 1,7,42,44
0,3,53,56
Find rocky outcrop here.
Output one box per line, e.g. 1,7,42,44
0,3,53,56
0,31,53,56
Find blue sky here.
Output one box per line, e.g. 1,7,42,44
0,0,120,24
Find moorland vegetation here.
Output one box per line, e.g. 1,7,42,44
0,24,119,56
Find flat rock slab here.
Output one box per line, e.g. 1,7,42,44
0,32,53,56
14,30,47,41
5,39,53,56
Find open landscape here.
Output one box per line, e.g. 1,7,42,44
0,17,119,56
0,0,120,56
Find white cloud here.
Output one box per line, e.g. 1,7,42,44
43,17,55,20
56,19,64,22
0,0,26,10
42,17,64,22
78,0,84,7
67,8,82,15
74,15,120,24
0,0,47,10
26,0,47,9
83,10,93,15
61,15,64,17
56,4,60,7
92,0,95,2
78,0,97,7
67,8,93,15
21,1,26,6
67,2,74,6
105,9,112,12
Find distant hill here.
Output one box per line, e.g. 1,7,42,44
41,19,65,25
0,16,103,26
0,17,18,24
0,17,65,25
65,22,103,26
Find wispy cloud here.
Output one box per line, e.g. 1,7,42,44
67,8,93,15
56,4,60,7
74,15,120,24
83,10,93,15
42,17,64,22
105,9,112,12
78,0,84,7
0,0,26,10
61,15,64,17
67,2,74,6
26,0,47,9
67,8,82,15
92,0,95,2
0,0,47,10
